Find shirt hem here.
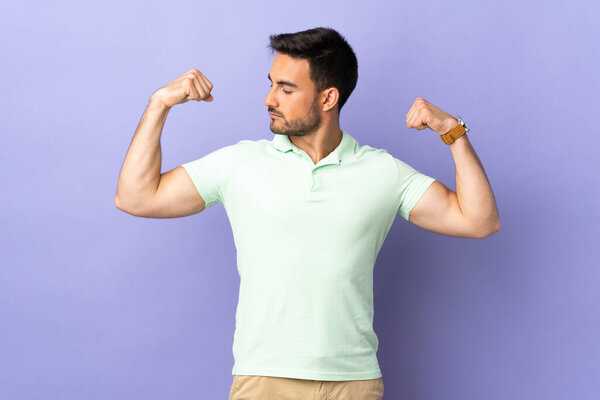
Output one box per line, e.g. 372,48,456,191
231,366,382,381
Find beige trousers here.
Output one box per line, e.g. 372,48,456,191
228,375,384,400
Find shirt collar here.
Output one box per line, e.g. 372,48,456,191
271,129,358,166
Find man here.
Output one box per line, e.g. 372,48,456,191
115,27,500,400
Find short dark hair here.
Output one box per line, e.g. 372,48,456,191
267,27,358,113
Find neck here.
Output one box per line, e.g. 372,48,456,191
289,121,342,165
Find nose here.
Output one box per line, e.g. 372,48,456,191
264,87,278,109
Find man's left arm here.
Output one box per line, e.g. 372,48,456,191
405,97,501,239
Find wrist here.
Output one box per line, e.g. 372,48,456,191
149,93,172,111
448,132,467,145
440,117,459,135
439,115,468,145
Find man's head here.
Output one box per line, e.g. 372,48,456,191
264,27,358,136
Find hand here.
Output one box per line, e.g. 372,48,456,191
150,69,214,108
406,97,458,135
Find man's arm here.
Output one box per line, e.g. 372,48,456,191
114,98,170,213
404,98,500,239
115,68,215,217
409,132,501,238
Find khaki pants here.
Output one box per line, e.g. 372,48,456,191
228,375,384,400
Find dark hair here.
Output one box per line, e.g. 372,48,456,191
267,27,358,113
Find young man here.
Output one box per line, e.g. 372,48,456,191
115,27,500,400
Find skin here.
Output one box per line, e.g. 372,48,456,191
265,53,343,165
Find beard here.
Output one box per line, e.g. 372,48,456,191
269,94,322,137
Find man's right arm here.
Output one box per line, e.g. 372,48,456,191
114,98,205,218
114,69,215,218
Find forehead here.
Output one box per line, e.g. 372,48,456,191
269,53,311,87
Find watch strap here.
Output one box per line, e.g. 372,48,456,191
440,120,466,144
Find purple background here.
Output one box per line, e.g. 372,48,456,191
1,0,599,399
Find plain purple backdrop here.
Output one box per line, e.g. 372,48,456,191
1,0,599,399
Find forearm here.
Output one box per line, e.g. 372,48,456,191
115,97,171,209
449,133,500,232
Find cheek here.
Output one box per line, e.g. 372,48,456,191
291,98,310,115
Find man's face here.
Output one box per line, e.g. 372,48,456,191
265,53,322,136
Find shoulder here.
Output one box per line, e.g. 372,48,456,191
354,142,398,169
204,138,275,170
354,142,423,180
230,138,270,151
211,138,265,157
354,142,389,160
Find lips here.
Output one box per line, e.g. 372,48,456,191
269,112,282,118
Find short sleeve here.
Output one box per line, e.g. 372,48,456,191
393,156,436,221
181,144,235,209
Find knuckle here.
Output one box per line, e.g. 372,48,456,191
185,83,196,95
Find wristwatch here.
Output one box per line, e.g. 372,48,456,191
440,116,469,145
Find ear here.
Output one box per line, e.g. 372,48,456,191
321,87,340,112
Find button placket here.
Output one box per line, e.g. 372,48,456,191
307,168,315,191
291,147,341,193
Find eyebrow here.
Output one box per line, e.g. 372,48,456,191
268,73,299,88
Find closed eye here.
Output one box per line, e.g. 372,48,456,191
270,84,292,94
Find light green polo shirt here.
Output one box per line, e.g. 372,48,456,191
181,130,436,381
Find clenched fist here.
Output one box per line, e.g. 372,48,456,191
151,69,214,108
406,97,458,136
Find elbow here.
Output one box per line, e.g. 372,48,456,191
114,194,127,211
114,193,152,217
114,194,136,214
473,218,501,239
